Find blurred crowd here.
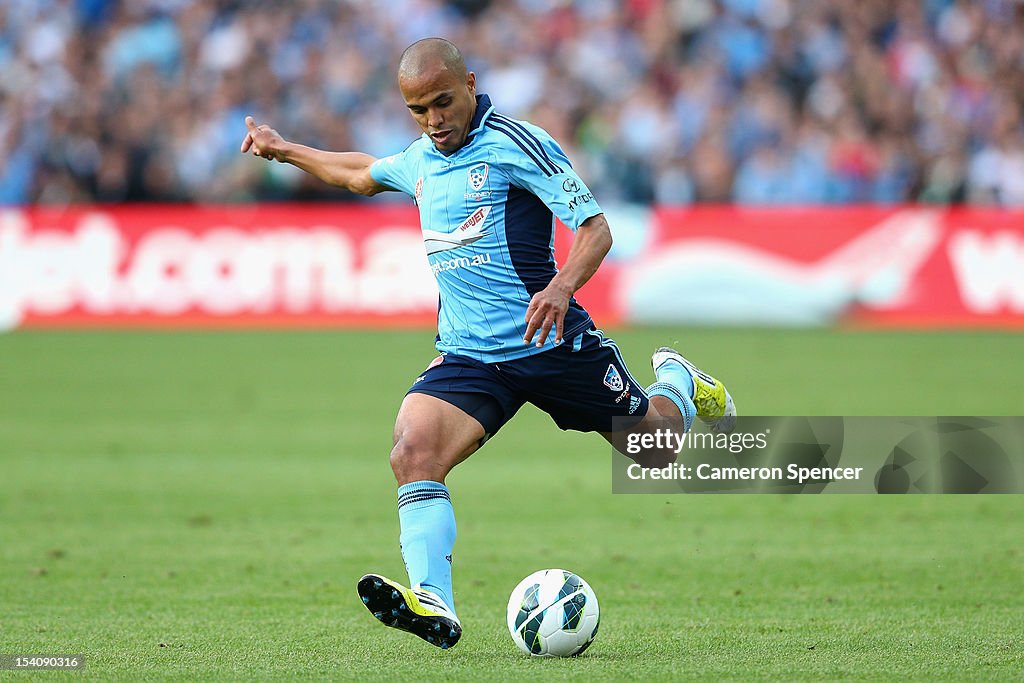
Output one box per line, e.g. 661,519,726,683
2,0,1023,206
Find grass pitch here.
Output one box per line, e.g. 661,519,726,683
1,329,1023,680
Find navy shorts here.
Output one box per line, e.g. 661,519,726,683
407,327,649,439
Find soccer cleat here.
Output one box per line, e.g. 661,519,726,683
357,574,462,649
652,347,736,433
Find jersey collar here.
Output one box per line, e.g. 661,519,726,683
429,94,494,157
465,93,494,142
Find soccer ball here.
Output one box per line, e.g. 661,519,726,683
506,568,600,657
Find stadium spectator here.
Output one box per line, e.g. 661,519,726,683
2,0,1022,206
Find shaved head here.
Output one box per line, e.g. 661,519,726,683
397,38,477,153
398,38,467,82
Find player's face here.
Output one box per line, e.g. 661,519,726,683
400,67,477,153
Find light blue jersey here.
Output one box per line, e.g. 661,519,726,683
370,95,603,363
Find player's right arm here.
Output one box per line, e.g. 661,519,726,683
241,116,388,196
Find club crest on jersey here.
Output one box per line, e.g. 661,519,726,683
603,364,624,392
415,177,423,202
465,163,491,200
467,163,488,191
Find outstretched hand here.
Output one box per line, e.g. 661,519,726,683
241,116,287,162
523,280,572,348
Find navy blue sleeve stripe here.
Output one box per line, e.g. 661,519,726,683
485,121,555,176
490,114,563,174
485,120,559,177
490,114,563,172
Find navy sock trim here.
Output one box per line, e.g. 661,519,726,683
398,482,451,510
398,491,451,508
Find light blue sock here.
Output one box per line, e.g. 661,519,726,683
397,481,457,613
654,358,695,399
647,381,696,432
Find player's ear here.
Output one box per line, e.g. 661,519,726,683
466,71,476,94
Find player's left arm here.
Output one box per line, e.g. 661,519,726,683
503,123,608,347
524,213,611,348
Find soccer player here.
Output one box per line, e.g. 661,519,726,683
241,38,735,649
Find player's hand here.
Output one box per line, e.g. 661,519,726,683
524,281,572,348
241,116,287,162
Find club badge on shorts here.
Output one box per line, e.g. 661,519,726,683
603,364,624,392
